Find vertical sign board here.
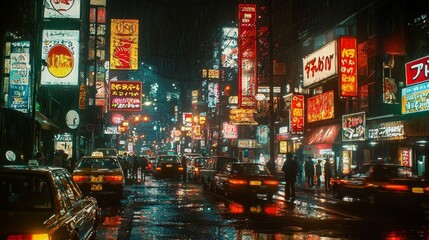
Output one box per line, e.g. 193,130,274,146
290,95,304,134
238,4,257,108
405,55,429,86
108,81,142,111
41,30,80,86
110,19,139,70
338,36,358,97
8,41,30,113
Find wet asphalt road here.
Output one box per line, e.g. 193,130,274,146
95,174,429,240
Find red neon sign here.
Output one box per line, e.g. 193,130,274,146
338,36,357,97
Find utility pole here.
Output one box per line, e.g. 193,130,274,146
268,0,275,162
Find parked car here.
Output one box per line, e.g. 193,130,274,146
72,153,125,202
330,163,429,209
214,162,279,201
153,155,183,179
0,165,99,240
187,157,209,182
201,156,239,191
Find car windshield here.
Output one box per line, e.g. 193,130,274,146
0,173,53,210
232,164,268,175
77,158,120,169
158,156,179,162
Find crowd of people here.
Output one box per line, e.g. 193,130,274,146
120,152,149,182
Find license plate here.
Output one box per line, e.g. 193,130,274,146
249,181,261,186
91,175,103,182
91,184,103,191
166,164,172,167
412,187,424,194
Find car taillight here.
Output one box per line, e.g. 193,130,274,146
156,167,161,171
263,180,279,186
73,175,89,182
425,187,429,192
105,175,123,182
384,184,408,191
7,233,49,240
178,167,184,171
229,179,247,185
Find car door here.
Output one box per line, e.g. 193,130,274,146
62,171,97,239
215,163,232,193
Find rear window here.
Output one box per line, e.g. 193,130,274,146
77,158,120,169
232,164,268,175
158,156,179,162
0,173,53,210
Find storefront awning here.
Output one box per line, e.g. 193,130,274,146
303,124,341,146
35,112,59,131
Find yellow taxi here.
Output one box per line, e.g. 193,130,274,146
0,164,99,240
72,151,125,202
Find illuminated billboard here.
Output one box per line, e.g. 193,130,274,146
405,55,429,86
222,27,238,68
208,82,219,108
307,90,335,123
44,0,81,19
342,112,366,141
303,40,337,87
338,36,357,97
401,82,429,114
110,19,139,70
8,41,30,113
222,122,238,139
290,95,304,134
238,4,257,108
41,30,80,86
108,81,142,111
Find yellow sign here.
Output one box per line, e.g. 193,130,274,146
110,19,139,70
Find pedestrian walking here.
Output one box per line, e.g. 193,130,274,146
140,156,149,182
133,154,140,180
181,155,187,182
127,153,135,180
315,159,322,187
324,158,333,191
304,156,315,188
282,152,297,201
266,159,276,176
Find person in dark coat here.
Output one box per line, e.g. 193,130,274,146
324,158,333,191
315,160,322,187
282,152,298,201
304,156,315,188
266,159,276,176
140,156,149,182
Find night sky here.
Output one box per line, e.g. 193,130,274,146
109,0,239,84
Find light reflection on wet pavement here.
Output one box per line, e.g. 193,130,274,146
96,176,429,239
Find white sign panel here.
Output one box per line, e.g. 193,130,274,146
44,0,81,19
41,30,80,86
302,40,337,87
